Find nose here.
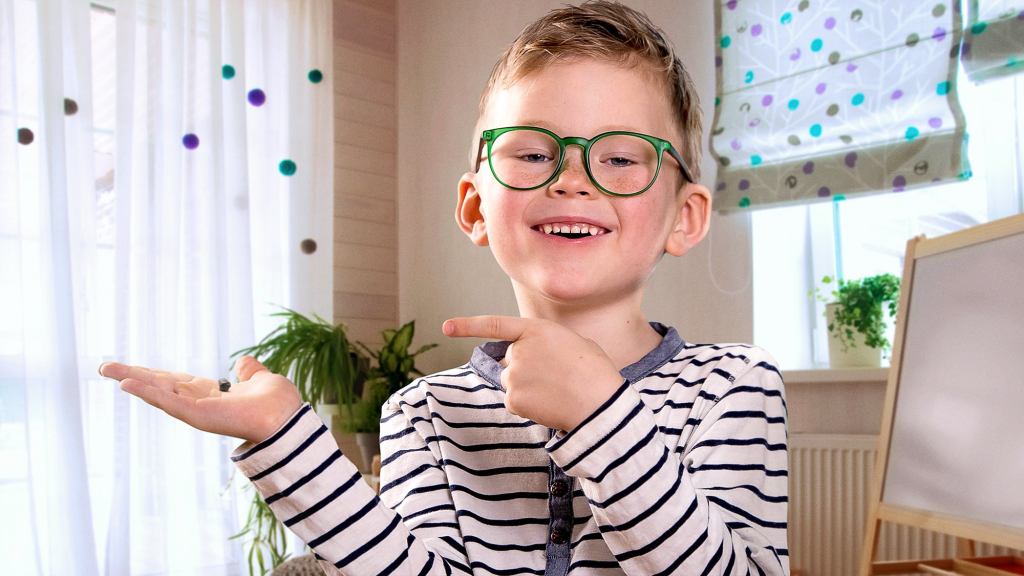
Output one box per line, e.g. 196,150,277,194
548,146,596,198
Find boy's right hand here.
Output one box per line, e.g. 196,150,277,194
98,355,303,444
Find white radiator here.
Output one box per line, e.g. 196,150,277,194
788,434,1013,576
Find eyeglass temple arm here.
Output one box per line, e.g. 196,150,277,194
667,146,696,184
473,138,486,173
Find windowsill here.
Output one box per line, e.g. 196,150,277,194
782,366,889,384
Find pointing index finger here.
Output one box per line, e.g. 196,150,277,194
443,315,529,341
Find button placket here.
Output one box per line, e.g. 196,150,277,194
544,449,574,575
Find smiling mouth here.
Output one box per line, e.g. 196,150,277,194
532,222,610,239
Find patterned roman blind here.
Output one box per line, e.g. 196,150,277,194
711,0,970,211
962,0,1024,81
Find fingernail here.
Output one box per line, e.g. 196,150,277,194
98,362,106,376
442,320,454,336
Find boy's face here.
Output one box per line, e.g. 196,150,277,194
457,58,711,310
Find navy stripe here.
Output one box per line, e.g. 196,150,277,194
232,403,311,462
547,380,629,451
561,400,643,471
309,496,378,547
284,468,362,526
265,447,342,504
334,513,402,567
250,424,327,481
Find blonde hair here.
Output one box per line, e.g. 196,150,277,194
476,0,702,180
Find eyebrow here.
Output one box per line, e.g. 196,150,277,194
512,120,657,136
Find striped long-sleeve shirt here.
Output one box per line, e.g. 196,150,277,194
232,323,789,575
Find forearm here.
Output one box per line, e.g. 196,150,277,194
547,383,788,576
232,404,462,574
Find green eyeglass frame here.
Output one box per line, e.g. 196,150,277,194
473,125,696,197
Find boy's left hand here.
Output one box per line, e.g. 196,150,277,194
443,316,623,432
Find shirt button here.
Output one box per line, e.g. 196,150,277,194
550,529,568,544
550,480,569,497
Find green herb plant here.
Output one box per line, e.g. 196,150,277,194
352,320,438,434
814,273,901,354
229,307,363,575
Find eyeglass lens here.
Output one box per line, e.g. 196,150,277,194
489,130,660,195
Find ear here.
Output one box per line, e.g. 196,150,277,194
664,183,712,257
456,172,489,246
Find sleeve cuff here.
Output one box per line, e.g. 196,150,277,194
546,381,653,477
230,403,322,478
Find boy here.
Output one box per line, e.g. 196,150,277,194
100,1,789,574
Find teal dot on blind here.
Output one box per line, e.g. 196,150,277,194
970,21,987,35
936,81,950,95
833,194,846,202
721,35,732,48
1009,57,1020,68
809,123,823,137
715,96,721,107
905,126,920,140
781,12,793,24
851,92,865,106
279,159,297,176
739,196,752,208
744,70,754,83
751,154,763,166
787,98,800,110
222,64,236,80
811,38,823,52
308,69,324,83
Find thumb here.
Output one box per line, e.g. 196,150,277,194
235,355,269,381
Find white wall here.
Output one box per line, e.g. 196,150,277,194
397,0,754,374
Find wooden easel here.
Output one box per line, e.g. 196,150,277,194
858,214,1024,576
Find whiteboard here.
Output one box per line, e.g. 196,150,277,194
881,229,1024,531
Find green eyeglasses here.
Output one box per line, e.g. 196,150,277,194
474,126,695,197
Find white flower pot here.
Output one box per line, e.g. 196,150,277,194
825,302,882,368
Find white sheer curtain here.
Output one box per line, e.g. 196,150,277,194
0,0,333,574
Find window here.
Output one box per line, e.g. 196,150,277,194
752,71,1024,369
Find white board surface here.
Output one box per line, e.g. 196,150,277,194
882,230,1024,530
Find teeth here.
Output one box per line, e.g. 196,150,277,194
538,222,607,236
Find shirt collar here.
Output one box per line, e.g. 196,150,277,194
469,322,685,390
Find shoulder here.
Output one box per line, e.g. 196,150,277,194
382,363,497,415
667,342,784,397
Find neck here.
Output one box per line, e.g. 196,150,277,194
512,286,663,370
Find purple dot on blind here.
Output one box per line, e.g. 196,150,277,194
739,179,750,190
749,118,761,127
762,94,774,106
844,152,858,168
817,186,831,197
716,56,723,67
891,89,904,100
893,175,907,191
962,42,972,56
825,17,836,29
846,63,858,72
717,180,727,191
731,139,742,150
929,117,943,128
1018,9,1024,20
790,48,802,61
248,88,266,107
751,24,763,36
803,161,815,174
933,27,947,41
182,133,199,149
816,82,827,95
726,0,737,9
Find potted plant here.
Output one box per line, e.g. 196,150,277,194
229,307,363,575
352,320,437,468
814,273,900,368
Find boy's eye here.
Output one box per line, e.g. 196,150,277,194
606,156,635,167
517,151,554,163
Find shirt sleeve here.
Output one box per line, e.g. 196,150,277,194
231,399,470,575
545,348,789,576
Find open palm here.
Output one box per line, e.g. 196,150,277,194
99,355,303,443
